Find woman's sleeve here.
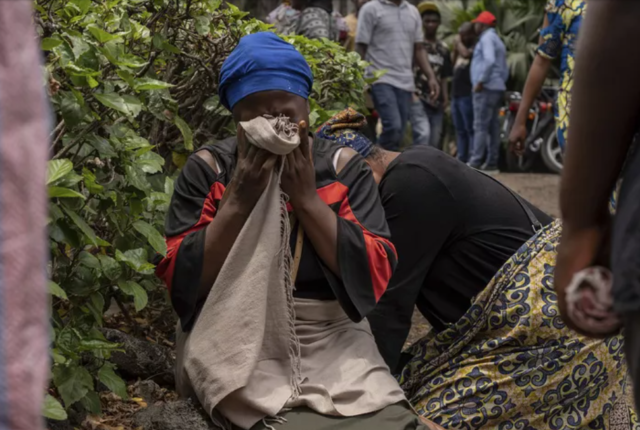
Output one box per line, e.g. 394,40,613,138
537,0,565,60
323,157,398,322
155,154,225,331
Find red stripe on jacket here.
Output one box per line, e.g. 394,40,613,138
155,182,226,291
157,180,395,301
338,195,396,302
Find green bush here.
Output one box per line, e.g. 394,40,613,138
38,0,370,419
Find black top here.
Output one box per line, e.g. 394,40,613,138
367,146,553,370
452,57,473,99
156,137,397,332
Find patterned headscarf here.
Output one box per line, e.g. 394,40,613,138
316,108,373,157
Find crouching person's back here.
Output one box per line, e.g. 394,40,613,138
156,32,441,430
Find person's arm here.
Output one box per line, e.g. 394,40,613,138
508,14,553,154
508,55,552,153
367,165,456,370
355,3,373,60
555,0,640,334
442,47,453,107
156,128,277,331
414,44,440,100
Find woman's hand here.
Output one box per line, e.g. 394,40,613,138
224,123,278,214
281,120,318,209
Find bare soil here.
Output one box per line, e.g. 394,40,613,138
405,173,561,347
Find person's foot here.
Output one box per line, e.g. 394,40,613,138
480,164,499,174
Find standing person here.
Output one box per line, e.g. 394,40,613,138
553,0,640,413
451,23,475,163
409,2,453,149
467,11,508,173
508,0,586,155
356,0,439,151
268,0,347,42
343,0,369,52
0,1,50,430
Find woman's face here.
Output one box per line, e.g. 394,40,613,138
232,90,310,126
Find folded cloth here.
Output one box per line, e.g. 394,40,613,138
565,266,622,335
176,114,301,428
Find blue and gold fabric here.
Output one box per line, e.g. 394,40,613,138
537,0,586,151
399,220,638,429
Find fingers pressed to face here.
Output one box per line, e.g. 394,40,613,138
298,120,310,160
237,124,248,159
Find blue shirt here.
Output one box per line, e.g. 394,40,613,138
471,28,508,91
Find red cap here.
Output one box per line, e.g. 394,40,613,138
473,11,497,26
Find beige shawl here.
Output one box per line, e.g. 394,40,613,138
175,115,405,429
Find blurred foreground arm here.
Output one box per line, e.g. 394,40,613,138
556,1,640,331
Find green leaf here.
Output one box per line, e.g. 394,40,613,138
49,281,68,300
63,207,98,246
79,391,102,415
43,394,68,421
79,251,101,269
48,186,85,200
98,363,128,399
47,159,74,185
195,16,211,35
87,25,121,43
87,134,117,158
117,280,148,311
174,115,193,151
133,78,174,91
136,151,164,174
94,93,142,117
162,41,181,54
82,168,104,194
42,37,63,51
133,220,167,256
87,292,105,325
97,254,122,281
52,364,94,407
59,91,87,129
70,0,91,14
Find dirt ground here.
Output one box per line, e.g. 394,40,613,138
405,173,561,347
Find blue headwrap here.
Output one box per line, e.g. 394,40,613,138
316,108,373,158
219,32,313,111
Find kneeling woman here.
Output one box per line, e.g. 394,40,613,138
156,33,441,430
318,109,636,429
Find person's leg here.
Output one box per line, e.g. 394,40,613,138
409,97,430,145
451,98,470,162
371,84,402,151
395,87,413,148
427,106,445,150
460,95,475,156
249,403,441,430
485,90,504,169
468,91,491,168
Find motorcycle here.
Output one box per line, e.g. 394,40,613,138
500,87,562,173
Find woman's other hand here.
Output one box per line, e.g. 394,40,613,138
281,120,318,209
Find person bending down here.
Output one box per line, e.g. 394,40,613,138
318,108,637,429
156,33,442,430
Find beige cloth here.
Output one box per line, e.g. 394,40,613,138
175,115,406,429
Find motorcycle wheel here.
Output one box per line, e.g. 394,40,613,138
541,129,563,174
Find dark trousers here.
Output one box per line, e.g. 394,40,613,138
451,95,474,163
371,83,412,151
